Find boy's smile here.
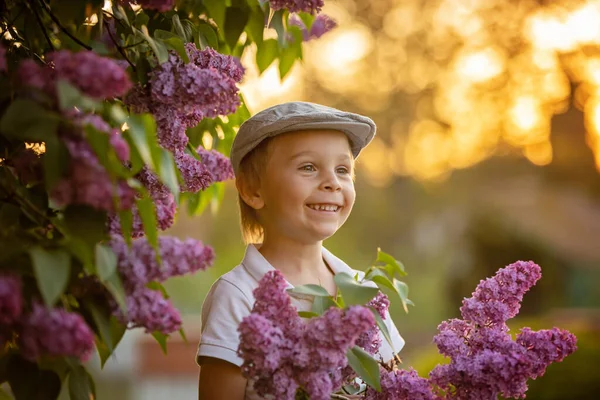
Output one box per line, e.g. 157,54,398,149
253,129,356,244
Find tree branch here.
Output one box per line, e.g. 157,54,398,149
29,1,55,51
103,19,136,72
36,0,92,50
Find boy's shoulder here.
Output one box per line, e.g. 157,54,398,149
208,262,260,303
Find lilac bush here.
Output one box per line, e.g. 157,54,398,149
269,0,325,14
1,0,316,395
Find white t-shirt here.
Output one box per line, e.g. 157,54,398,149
196,244,405,399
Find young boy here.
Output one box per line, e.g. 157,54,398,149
196,102,405,399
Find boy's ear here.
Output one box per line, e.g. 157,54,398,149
236,178,264,210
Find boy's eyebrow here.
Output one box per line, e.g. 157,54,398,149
288,151,353,162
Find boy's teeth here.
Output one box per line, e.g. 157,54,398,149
308,204,339,211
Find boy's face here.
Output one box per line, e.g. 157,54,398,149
253,129,356,243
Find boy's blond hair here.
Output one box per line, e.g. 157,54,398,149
236,139,271,244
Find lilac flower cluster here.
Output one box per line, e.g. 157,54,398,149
110,234,214,290
19,50,131,100
174,150,213,193
238,270,375,400
109,235,214,334
18,303,95,362
113,287,182,334
0,274,22,324
269,0,324,14
365,368,433,400
196,147,235,182
289,14,337,41
460,260,542,326
47,50,132,99
429,261,577,399
51,115,135,212
0,42,6,72
108,167,177,238
355,291,389,355
127,44,244,154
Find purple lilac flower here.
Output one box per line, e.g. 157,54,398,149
51,136,136,211
18,303,95,362
18,59,54,92
113,287,181,334
196,147,235,182
0,274,22,324
250,270,304,338
516,327,578,379
110,235,215,290
149,53,241,119
289,14,337,41
269,0,324,14
365,368,434,400
238,271,375,399
108,167,177,238
174,150,213,193
78,113,130,162
460,260,542,326
238,314,285,377
430,261,577,399
47,50,132,99
188,46,245,82
0,42,7,72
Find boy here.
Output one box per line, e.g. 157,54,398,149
196,102,405,399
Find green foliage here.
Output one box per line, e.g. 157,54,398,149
0,0,310,398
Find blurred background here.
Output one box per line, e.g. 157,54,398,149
86,0,600,398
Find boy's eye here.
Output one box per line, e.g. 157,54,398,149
300,164,316,172
336,166,350,174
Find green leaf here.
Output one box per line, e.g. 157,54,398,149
7,356,61,400
68,364,93,400
161,36,190,62
29,247,71,307
204,2,226,38
376,248,406,277
87,302,114,350
158,147,180,200
270,9,286,47
394,280,414,313
287,284,330,297
95,243,117,281
224,7,250,50
368,306,393,349
64,205,109,249
118,209,134,245
179,327,188,344
95,316,127,367
172,14,190,41
256,39,278,73
278,44,297,80
136,196,159,252
298,311,319,319
0,99,60,141
152,331,168,354
104,271,128,314
42,134,70,190
246,6,265,46
311,295,338,315
137,26,169,64
56,80,101,112
346,346,381,392
195,23,219,50
126,113,159,171
334,272,379,307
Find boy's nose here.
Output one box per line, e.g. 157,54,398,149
321,174,342,191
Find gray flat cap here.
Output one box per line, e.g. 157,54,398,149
230,101,376,175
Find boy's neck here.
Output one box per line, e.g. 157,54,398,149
257,236,325,275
